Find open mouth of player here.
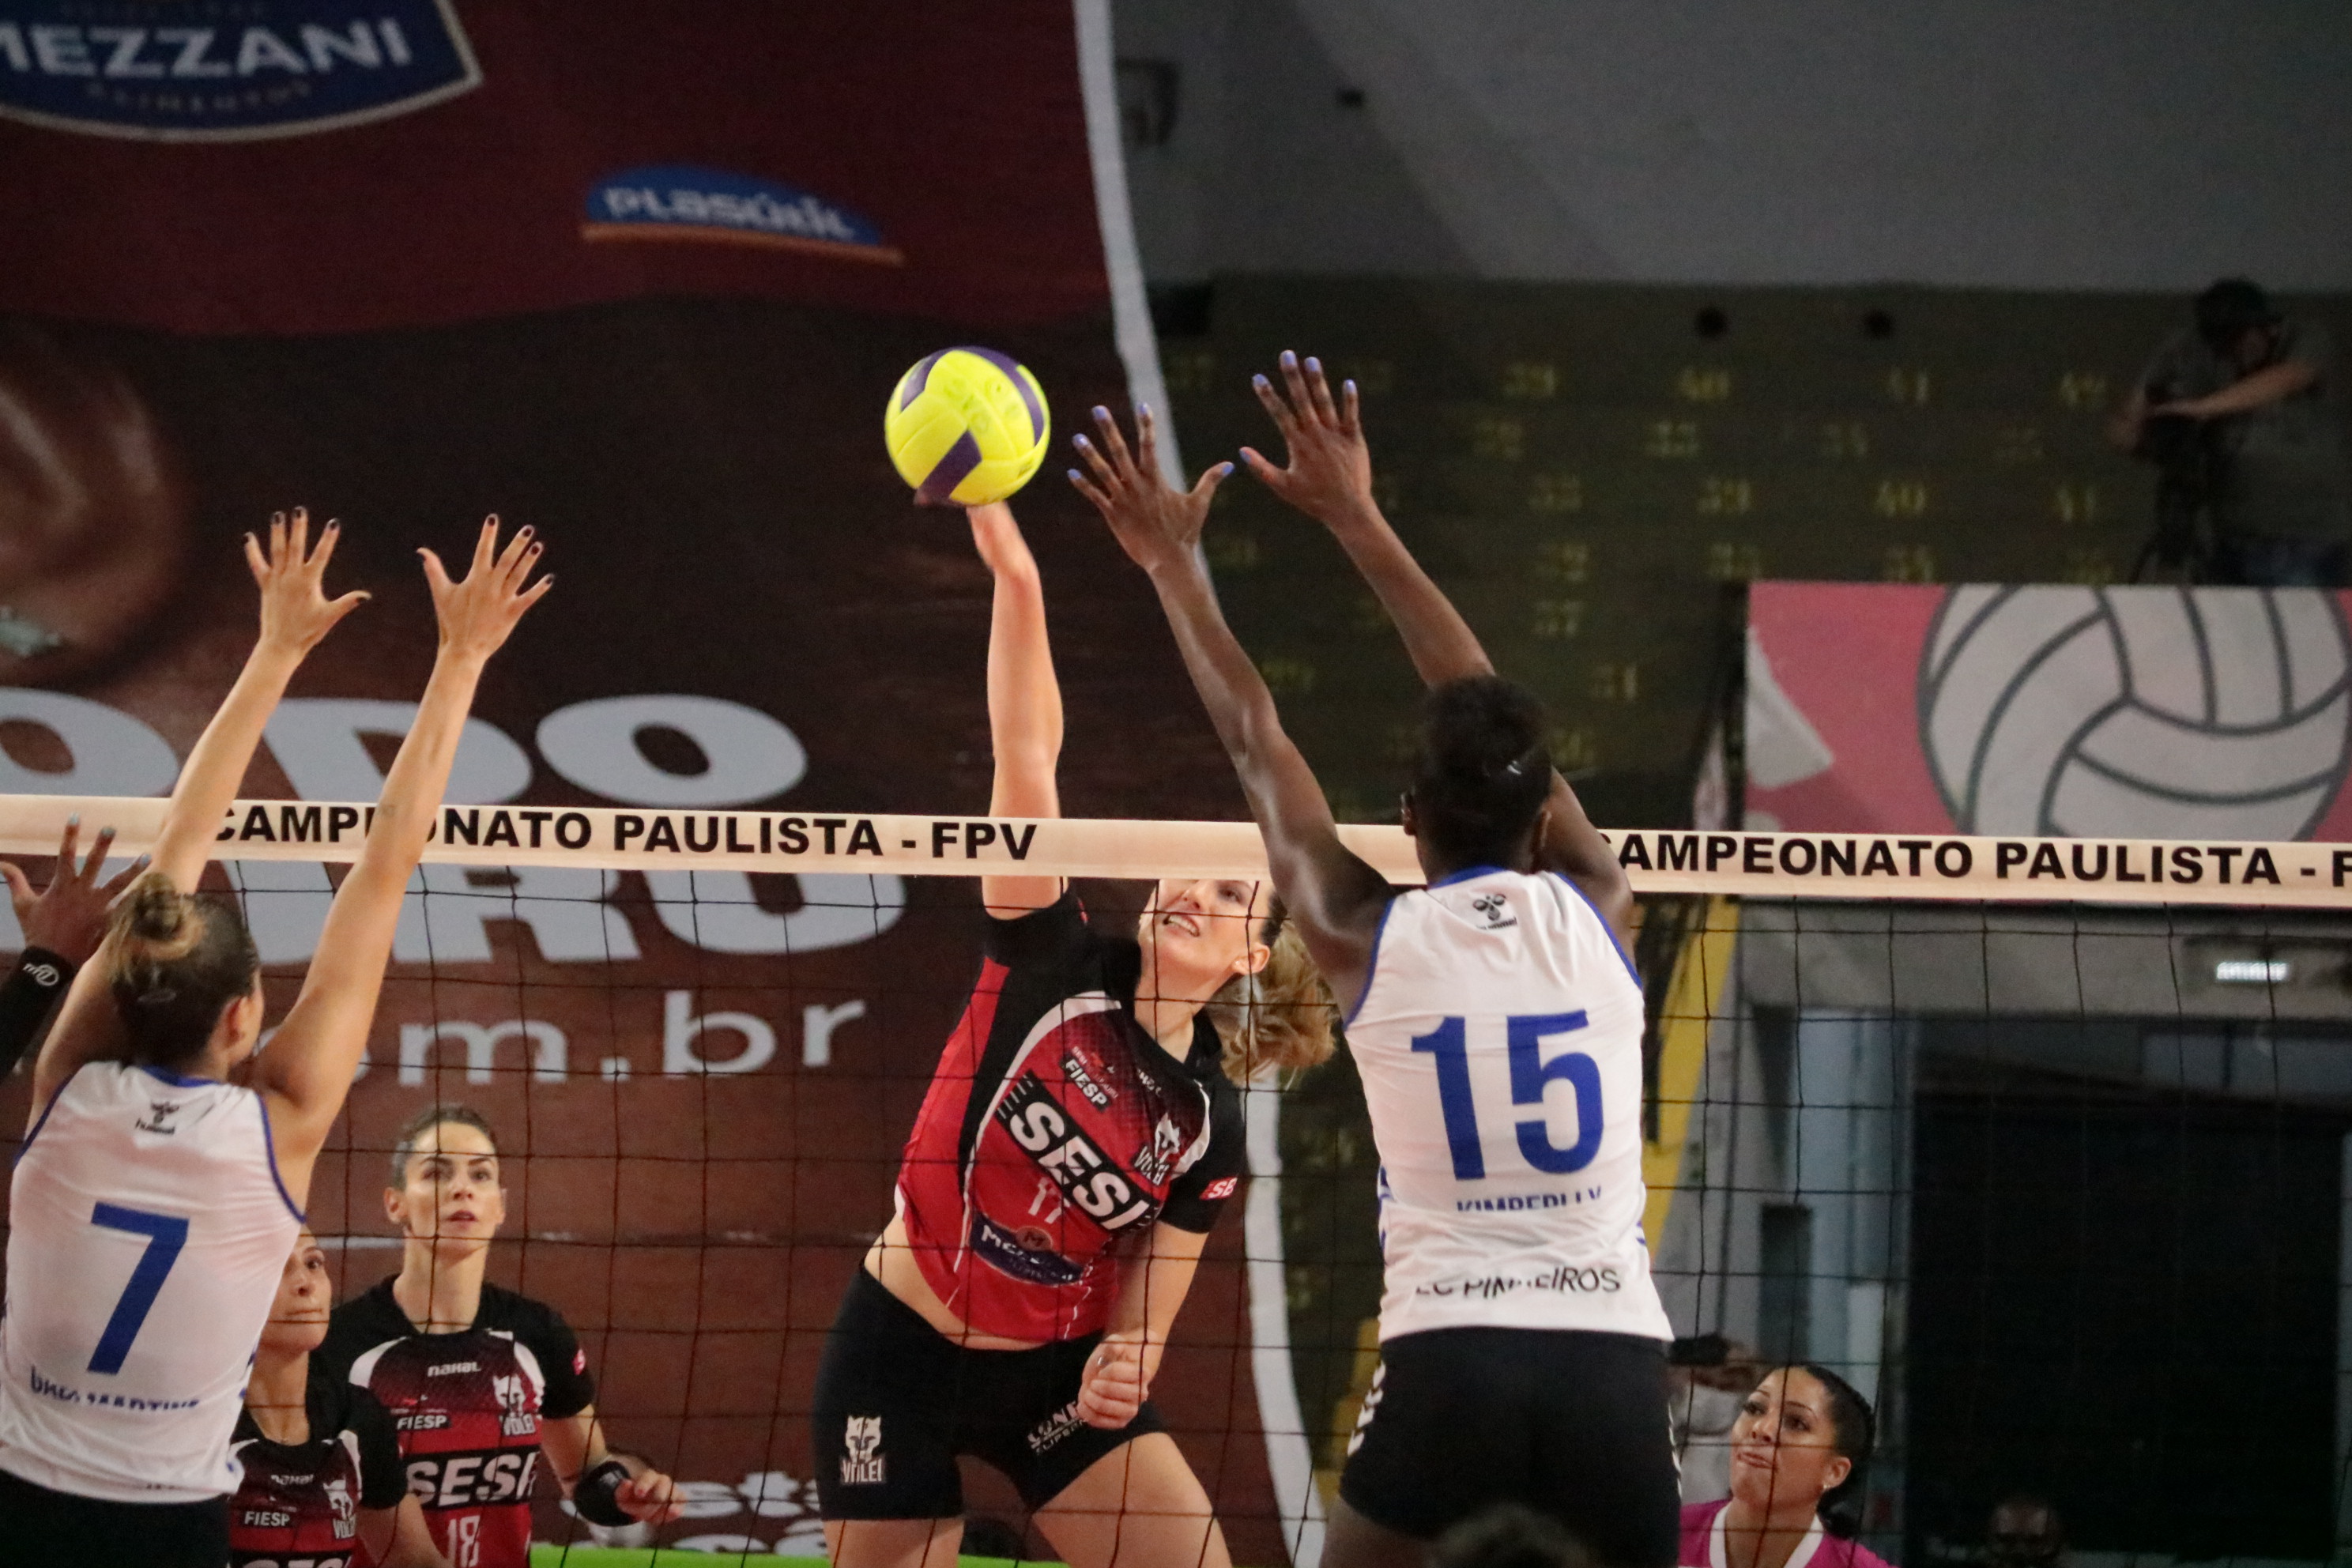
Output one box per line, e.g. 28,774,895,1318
1157,910,1203,938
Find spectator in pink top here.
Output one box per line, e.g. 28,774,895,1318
1679,1365,1892,1568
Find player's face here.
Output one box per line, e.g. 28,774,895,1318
386,1122,507,1252
1728,1368,1852,1513
1138,877,1268,1000
259,1233,333,1357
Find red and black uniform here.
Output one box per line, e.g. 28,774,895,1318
815,892,1247,1518
228,1369,407,1568
316,1280,594,1568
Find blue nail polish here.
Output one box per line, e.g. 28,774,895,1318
1306,357,1321,373
1091,405,1110,420
1067,469,1083,481
66,815,78,827
1280,350,1297,368
1253,375,1270,389
1220,462,1236,476
1345,379,1357,394
1137,401,1151,417
1074,434,1091,448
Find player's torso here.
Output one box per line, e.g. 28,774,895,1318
345,1326,545,1567
1348,869,1671,1340
0,1063,302,1502
902,967,1215,1340
229,1427,368,1568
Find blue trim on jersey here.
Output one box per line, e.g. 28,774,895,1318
256,1094,308,1223
1549,872,1642,986
138,1065,219,1088
1342,895,1402,1029
1427,864,1509,889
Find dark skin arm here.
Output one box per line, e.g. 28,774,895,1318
1240,352,1636,948
1069,405,1392,1016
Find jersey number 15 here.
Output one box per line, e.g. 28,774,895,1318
1412,1011,1600,1181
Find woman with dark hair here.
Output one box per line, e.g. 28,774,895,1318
315,1103,684,1567
0,513,548,1568
1679,1365,1887,1568
816,500,1335,1568
233,1230,443,1568
1072,359,1676,1568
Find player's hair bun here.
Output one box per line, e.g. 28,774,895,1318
104,870,261,1067
1411,677,1553,865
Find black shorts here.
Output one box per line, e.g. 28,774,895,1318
812,1268,1167,1518
1339,1327,1679,1568
0,1466,229,1568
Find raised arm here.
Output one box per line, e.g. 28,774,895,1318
30,514,362,1110
1243,355,1634,942
971,501,1065,916
257,520,548,1181
1070,405,1389,1012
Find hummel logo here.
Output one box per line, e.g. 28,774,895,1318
135,1099,182,1135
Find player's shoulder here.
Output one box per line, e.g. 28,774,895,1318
319,1277,409,1374
984,888,1115,980
477,1280,574,1341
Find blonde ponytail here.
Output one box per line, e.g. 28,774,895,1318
105,870,261,1069
1208,904,1337,1084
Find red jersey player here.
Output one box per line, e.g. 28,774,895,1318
814,496,1334,1568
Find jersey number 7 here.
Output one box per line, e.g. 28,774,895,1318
88,1203,190,1374
1412,1012,1602,1181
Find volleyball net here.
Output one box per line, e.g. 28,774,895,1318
1,794,2346,1567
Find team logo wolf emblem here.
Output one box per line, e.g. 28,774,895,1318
324,1474,356,1540
0,1,481,143
841,1416,885,1485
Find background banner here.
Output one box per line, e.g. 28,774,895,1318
1747,582,2352,843
0,1,1297,1556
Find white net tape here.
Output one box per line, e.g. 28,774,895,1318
2,793,2344,907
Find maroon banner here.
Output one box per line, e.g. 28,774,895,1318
0,2,1107,333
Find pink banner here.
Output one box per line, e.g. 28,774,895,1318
1746,582,2352,842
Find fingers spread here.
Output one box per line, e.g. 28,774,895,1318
1091,405,1140,482
78,827,117,882
1067,468,1113,514
1305,356,1340,424
1071,430,1119,488
308,518,341,573
1190,461,1234,502
1250,373,1298,438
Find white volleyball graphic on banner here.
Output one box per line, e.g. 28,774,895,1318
1919,586,2352,839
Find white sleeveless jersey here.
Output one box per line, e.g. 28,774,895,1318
1349,867,1672,1343
0,1062,303,1502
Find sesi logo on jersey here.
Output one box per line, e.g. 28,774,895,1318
995,1076,1155,1231
405,1446,537,1510
0,1,480,143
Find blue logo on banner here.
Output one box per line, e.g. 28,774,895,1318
0,1,481,142
583,166,905,266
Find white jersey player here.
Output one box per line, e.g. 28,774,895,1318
0,513,549,1568
1075,357,1680,1568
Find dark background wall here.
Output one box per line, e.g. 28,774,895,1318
1111,0,2352,291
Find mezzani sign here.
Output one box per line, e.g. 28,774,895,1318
0,1,479,141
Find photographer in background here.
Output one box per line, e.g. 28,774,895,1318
2109,278,2350,586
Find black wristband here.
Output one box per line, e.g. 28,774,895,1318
574,1457,635,1528
17,949,72,992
